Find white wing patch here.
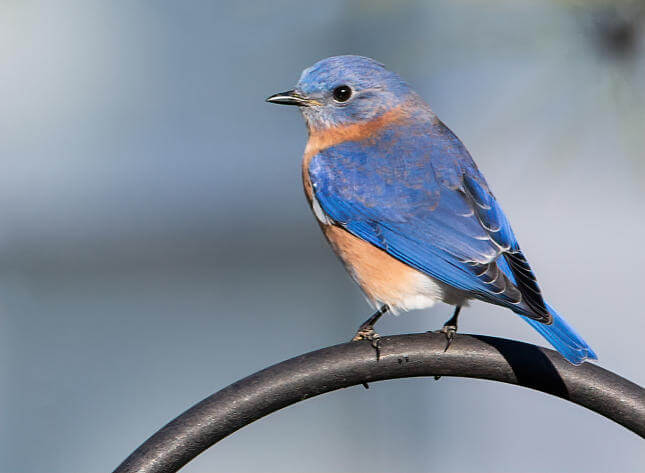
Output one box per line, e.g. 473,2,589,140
312,195,332,225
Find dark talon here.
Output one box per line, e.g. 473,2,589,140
352,326,382,361
435,305,461,353
351,305,388,363
373,337,381,361
439,324,457,352
431,306,462,380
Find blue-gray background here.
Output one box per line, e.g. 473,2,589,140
1,1,644,471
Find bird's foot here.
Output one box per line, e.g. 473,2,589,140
430,325,457,380
437,324,457,352
352,327,381,389
352,326,381,353
352,324,381,361
432,306,461,380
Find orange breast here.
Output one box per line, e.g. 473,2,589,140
322,224,439,310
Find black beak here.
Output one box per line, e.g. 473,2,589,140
265,90,311,106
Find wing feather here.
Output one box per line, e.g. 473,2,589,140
309,120,550,321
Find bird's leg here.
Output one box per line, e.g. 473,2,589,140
438,305,461,352
352,305,388,354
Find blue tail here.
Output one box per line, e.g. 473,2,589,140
521,303,597,365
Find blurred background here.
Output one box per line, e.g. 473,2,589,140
1,0,644,471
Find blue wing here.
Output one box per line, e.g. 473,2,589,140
310,120,548,320
309,120,597,364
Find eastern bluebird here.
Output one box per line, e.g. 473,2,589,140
267,55,596,364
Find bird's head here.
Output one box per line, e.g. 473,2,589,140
267,55,414,131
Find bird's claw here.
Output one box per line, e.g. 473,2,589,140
429,323,457,381
352,327,381,361
352,327,381,389
438,324,457,352
352,326,380,343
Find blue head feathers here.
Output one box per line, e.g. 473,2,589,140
294,56,414,129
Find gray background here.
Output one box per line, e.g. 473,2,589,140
1,1,644,471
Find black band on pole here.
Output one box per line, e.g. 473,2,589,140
113,333,645,473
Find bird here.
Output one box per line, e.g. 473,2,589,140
266,55,597,365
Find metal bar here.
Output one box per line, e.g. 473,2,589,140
113,333,645,473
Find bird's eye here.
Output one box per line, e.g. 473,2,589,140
332,85,352,102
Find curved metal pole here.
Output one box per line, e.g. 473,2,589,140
113,333,645,473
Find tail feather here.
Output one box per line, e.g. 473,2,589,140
521,302,597,365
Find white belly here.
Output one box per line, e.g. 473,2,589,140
322,223,469,314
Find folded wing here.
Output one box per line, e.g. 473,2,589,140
309,121,550,322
